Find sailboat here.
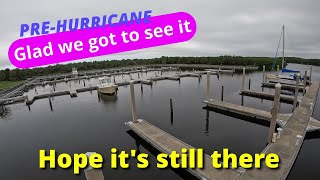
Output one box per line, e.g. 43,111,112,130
268,25,300,80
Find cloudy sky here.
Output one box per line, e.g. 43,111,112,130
1,0,319,69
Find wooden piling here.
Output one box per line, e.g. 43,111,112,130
267,83,281,144
248,79,251,90
303,70,307,94
170,98,173,114
293,74,300,108
310,65,312,83
49,96,53,111
207,71,211,100
221,86,224,101
242,68,245,90
277,65,280,75
263,65,266,82
130,81,138,123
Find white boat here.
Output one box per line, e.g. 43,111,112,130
72,67,78,77
97,77,118,95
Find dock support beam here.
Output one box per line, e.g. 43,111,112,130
206,71,211,100
85,152,104,180
263,65,266,82
242,68,245,90
130,81,138,123
293,74,300,108
267,83,281,144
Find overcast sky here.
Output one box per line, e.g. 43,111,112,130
1,0,319,69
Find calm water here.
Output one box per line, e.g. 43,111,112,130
0,64,319,180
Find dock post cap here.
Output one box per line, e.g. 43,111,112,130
129,80,134,83
310,103,314,110
275,83,281,88
296,73,301,77
297,134,303,139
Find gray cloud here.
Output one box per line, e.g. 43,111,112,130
1,0,319,69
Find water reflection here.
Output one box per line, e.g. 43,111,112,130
99,93,118,104
205,109,210,136
0,106,12,122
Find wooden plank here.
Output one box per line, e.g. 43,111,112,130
126,119,242,180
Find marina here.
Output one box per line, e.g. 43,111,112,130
0,63,319,180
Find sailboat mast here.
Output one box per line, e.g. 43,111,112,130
282,25,285,69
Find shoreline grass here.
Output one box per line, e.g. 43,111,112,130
0,81,25,90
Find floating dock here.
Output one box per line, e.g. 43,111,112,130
203,99,320,132
126,119,242,180
262,82,304,92
240,90,302,104
269,79,304,86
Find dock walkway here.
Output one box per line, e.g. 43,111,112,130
240,90,302,104
126,120,242,180
238,81,320,180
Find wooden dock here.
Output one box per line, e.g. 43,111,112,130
126,119,242,180
240,90,302,104
269,79,304,86
203,99,320,132
262,82,304,92
238,81,320,180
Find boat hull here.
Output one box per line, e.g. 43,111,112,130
98,85,118,95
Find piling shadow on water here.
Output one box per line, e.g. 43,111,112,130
126,130,198,180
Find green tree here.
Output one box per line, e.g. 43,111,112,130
4,68,10,81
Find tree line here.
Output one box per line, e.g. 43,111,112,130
0,56,317,81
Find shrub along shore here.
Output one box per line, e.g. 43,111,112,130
0,56,318,83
